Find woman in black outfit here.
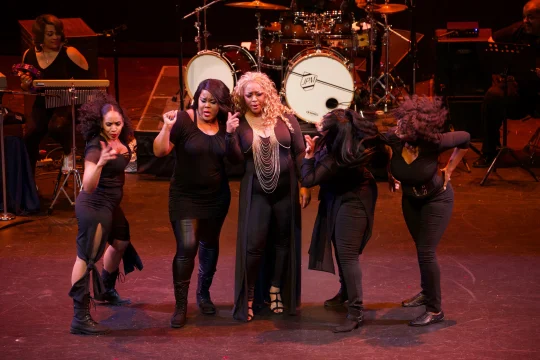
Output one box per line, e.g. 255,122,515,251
227,72,310,322
18,14,90,176
153,79,238,328
301,109,382,333
385,96,470,326
69,93,141,335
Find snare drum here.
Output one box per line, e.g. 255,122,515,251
283,47,355,123
184,45,257,97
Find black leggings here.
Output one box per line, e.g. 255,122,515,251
246,177,292,299
333,200,369,315
171,217,225,283
402,184,454,313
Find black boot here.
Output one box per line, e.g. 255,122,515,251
333,309,363,333
324,287,348,308
94,269,131,305
171,280,190,328
196,274,216,315
70,294,110,335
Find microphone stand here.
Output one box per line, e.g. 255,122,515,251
407,0,417,94
98,25,127,102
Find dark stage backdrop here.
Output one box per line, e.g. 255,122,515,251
2,0,528,79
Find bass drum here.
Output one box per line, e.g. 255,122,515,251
283,48,355,124
184,45,257,97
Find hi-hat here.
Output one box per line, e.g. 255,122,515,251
374,4,408,14
226,1,290,10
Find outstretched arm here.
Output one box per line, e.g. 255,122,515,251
153,110,177,157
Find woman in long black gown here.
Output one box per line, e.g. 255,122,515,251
301,109,383,332
153,79,239,328
69,93,141,335
385,96,470,326
227,72,311,322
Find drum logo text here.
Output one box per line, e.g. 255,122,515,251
300,73,317,91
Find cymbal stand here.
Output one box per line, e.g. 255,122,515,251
256,12,263,71
369,14,410,111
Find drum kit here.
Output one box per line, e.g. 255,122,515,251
182,0,411,124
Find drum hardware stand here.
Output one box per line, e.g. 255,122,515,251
368,13,410,111
406,0,417,94
179,0,225,109
97,25,127,102
256,11,263,71
48,85,83,214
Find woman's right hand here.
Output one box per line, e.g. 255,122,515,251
304,135,319,159
388,173,401,193
226,112,240,133
163,110,178,128
20,73,33,90
97,141,117,167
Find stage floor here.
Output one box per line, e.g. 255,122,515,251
1,55,540,359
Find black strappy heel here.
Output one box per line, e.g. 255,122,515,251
247,305,254,322
269,291,284,314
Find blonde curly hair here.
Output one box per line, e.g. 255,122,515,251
232,72,295,132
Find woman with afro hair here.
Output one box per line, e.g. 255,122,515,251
385,96,470,326
69,92,142,335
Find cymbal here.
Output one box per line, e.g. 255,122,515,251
374,4,408,14
226,1,290,10
265,22,281,32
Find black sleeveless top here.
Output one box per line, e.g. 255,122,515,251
23,46,89,80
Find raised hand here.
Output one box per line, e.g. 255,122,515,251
163,110,178,128
226,111,241,133
304,135,319,159
97,141,117,167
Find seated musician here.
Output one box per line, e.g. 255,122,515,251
18,14,90,177
474,0,540,167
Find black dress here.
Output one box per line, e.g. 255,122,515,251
227,115,305,321
69,135,142,301
23,46,90,173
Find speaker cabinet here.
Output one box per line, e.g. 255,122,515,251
435,29,492,96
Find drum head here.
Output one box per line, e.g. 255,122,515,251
185,51,235,97
284,50,355,123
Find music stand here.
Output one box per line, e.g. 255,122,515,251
476,42,539,185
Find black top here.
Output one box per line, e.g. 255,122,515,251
386,130,470,197
301,147,373,199
226,115,305,181
85,135,131,190
23,46,89,80
168,111,231,220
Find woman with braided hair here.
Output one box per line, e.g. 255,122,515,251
385,96,470,326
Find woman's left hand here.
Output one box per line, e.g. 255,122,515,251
440,167,451,190
300,187,311,208
304,135,319,159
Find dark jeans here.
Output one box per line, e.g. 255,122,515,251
402,185,454,313
481,81,538,156
171,218,225,284
333,200,369,315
